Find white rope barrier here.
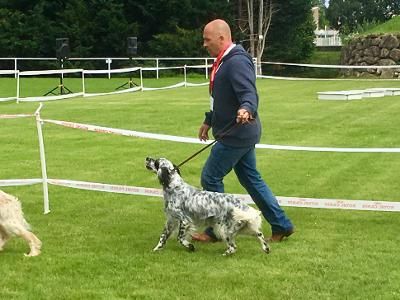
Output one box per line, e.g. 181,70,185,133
40,118,400,153
41,118,208,144
186,64,212,69
18,92,84,102
0,179,43,186
64,179,399,212
262,61,400,69
0,70,18,75
83,67,140,75
19,68,83,76
142,66,185,71
186,82,209,87
142,81,186,91
83,86,141,98
0,97,17,102
258,75,400,82
47,179,400,212
256,143,400,153
0,113,34,119
47,179,163,197
1,109,399,213
1,178,397,212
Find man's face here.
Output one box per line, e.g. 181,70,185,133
203,25,221,57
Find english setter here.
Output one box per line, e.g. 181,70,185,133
145,157,270,256
0,190,42,257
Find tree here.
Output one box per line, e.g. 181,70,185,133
58,0,138,57
264,0,315,63
236,0,274,75
148,26,204,57
326,0,400,34
0,0,315,65
122,0,234,55
0,4,57,58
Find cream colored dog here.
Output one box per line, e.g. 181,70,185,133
0,190,42,257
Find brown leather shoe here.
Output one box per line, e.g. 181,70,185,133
191,232,219,243
268,229,294,242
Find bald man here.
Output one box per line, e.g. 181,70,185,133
192,19,294,243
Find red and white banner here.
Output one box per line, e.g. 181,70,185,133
0,178,398,212
41,118,400,153
47,179,163,198
45,179,400,212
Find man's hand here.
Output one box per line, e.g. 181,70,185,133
198,123,210,141
236,108,253,124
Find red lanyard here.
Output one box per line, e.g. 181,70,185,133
209,44,232,95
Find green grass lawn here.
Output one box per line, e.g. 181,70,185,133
1,78,400,299
307,50,341,65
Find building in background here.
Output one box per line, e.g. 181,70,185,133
312,6,341,47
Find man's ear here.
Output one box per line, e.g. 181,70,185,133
158,167,171,187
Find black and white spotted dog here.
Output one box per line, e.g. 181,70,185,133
145,157,270,256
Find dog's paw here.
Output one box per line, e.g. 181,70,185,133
222,243,237,256
187,244,195,252
264,245,271,254
24,250,41,257
263,243,271,254
152,246,163,252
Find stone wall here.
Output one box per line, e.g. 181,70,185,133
341,34,400,78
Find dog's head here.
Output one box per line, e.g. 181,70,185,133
145,157,181,188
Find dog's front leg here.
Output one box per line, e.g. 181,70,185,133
0,227,10,251
177,219,195,252
153,217,177,251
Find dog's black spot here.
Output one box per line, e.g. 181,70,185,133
154,159,160,170
158,167,171,188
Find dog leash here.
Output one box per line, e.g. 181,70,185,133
175,121,240,170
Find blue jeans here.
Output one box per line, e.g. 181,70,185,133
201,142,293,235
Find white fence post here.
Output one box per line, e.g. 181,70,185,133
184,65,187,87
106,58,112,79
205,58,209,79
16,71,20,103
14,58,18,79
34,103,50,214
140,68,143,91
82,71,85,95
156,58,159,79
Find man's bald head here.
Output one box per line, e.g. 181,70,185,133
203,19,233,57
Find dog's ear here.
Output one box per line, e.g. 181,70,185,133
158,166,171,187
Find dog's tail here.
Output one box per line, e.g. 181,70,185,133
232,206,262,232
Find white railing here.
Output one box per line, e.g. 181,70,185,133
314,36,342,47
0,63,213,102
0,57,213,79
